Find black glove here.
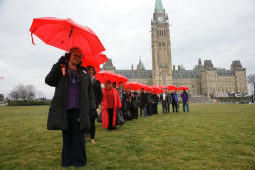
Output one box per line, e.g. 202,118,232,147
58,56,67,65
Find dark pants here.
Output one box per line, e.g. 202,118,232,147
133,108,138,119
129,108,134,120
162,101,167,113
107,108,116,130
172,102,178,112
90,118,96,139
152,105,158,115
62,109,86,167
146,103,152,116
167,103,170,113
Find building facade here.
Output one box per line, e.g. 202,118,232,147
102,0,248,97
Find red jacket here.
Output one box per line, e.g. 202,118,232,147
101,87,122,128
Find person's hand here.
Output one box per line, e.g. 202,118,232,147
123,91,126,94
58,56,67,66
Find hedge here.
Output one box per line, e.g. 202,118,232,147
8,100,51,106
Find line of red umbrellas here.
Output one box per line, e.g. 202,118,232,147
95,71,188,94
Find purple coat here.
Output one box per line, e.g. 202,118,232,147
181,92,189,101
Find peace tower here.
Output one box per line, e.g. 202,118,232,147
151,0,172,86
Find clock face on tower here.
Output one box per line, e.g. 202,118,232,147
158,17,163,22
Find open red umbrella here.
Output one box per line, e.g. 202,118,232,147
168,85,178,91
81,53,107,73
124,82,142,91
95,71,118,84
29,17,105,56
116,74,128,85
140,84,152,91
149,85,159,90
152,89,164,94
178,86,189,91
158,85,168,89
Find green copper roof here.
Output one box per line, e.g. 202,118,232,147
138,57,145,70
139,63,145,70
155,0,164,13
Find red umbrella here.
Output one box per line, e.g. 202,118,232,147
151,88,164,94
168,85,178,91
158,85,168,89
124,82,142,91
95,71,118,84
178,86,189,91
149,85,159,90
29,17,105,56
141,84,152,91
81,53,107,73
116,74,128,85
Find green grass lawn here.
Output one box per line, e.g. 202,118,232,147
0,104,255,170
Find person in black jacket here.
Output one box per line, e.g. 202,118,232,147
45,46,96,168
152,91,159,115
87,66,103,144
146,90,152,116
116,82,129,121
132,90,139,119
126,87,133,121
139,88,148,117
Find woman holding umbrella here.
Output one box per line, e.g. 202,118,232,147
45,46,96,168
101,80,122,130
86,65,103,144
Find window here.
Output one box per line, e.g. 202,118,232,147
159,43,161,46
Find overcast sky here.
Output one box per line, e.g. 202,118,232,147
0,0,255,98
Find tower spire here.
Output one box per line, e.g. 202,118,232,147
155,0,164,14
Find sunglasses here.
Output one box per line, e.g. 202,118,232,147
72,53,82,59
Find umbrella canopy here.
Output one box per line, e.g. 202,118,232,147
158,85,168,89
29,17,105,56
141,84,152,91
168,85,178,91
149,85,159,90
95,71,118,84
116,74,128,85
124,82,142,91
152,88,164,94
81,53,107,73
178,86,189,91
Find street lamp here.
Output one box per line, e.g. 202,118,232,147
233,91,235,102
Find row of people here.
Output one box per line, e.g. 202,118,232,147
45,46,189,167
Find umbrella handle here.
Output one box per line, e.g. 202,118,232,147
60,64,66,76
31,33,36,45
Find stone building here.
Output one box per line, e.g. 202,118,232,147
102,0,248,97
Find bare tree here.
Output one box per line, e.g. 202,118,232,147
37,91,43,99
10,89,19,100
247,74,255,94
10,84,37,100
26,85,36,100
247,74,255,86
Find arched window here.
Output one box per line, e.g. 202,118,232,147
162,72,166,80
